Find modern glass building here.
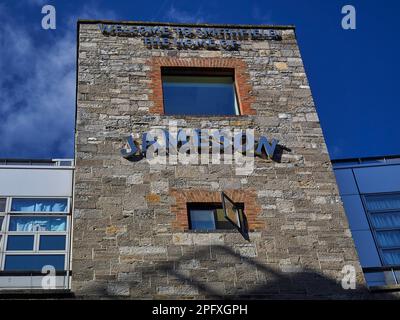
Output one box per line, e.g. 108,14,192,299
0,159,74,291
333,156,400,290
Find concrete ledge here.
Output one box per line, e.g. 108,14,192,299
77,19,296,30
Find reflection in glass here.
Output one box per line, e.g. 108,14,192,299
370,212,400,229
222,193,241,229
11,198,68,212
9,216,67,232
382,249,400,265
365,194,400,211
189,210,215,230
376,230,400,248
215,208,235,230
163,76,238,116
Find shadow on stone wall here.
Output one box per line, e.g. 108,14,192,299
271,144,291,163
73,245,397,300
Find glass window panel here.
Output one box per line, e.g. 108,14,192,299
162,75,238,116
370,212,400,229
365,194,400,211
9,216,67,232
376,230,400,248
189,209,216,230
222,193,241,229
382,249,400,265
39,235,66,251
0,198,7,212
59,160,72,166
4,255,65,271
6,235,34,251
0,217,3,230
11,198,68,212
215,208,235,230
364,272,387,287
0,198,6,212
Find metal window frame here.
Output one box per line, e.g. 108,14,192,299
0,196,71,276
221,192,241,229
0,198,8,270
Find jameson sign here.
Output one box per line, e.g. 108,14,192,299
120,124,279,175
98,24,281,50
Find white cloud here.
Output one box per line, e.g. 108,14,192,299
0,4,116,159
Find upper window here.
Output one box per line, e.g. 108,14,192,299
11,198,68,213
162,68,239,116
364,193,400,265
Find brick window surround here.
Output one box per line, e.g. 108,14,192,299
147,57,256,115
170,189,264,232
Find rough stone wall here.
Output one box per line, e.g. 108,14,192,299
74,21,371,299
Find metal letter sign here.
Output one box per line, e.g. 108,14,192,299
98,24,281,50
120,130,278,160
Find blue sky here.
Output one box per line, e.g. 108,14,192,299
0,0,399,160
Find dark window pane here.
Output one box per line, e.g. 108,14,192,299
370,212,400,229
59,160,73,166
39,235,66,250
4,255,65,271
162,76,238,116
189,209,215,230
0,198,6,212
365,194,400,212
9,216,67,232
11,198,68,212
5,161,30,165
215,208,235,230
6,235,34,250
0,217,3,230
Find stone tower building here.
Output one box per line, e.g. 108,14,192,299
74,20,366,298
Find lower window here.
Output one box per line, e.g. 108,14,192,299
189,206,236,231
4,255,65,271
188,201,245,232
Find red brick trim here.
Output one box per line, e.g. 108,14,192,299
170,189,264,232
147,57,256,115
